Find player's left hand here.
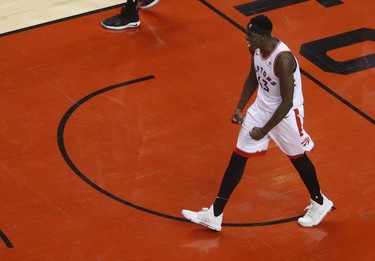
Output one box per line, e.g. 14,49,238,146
231,109,243,124
249,127,266,140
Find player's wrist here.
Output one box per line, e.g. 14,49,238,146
258,128,266,136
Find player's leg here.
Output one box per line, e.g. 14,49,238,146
212,124,270,217
290,153,322,204
181,151,248,232
181,110,270,231
271,107,334,227
101,1,140,30
290,154,334,227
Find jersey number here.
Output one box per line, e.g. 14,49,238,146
258,77,270,91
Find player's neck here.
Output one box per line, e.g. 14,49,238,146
260,37,279,57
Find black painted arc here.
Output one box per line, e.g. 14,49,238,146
57,75,305,226
0,230,13,248
56,76,184,221
198,0,374,125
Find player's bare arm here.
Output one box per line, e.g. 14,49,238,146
232,60,258,124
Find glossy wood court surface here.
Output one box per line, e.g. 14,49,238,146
0,0,374,260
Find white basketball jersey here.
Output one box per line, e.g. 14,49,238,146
252,40,303,113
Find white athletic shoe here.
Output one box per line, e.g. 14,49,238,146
182,205,223,231
298,194,334,227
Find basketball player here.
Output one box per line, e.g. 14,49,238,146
101,0,160,30
182,15,334,231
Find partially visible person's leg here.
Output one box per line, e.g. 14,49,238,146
101,0,161,30
101,1,140,30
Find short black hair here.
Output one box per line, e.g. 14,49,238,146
247,15,273,35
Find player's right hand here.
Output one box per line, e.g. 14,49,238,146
231,109,243,124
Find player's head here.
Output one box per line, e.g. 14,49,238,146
245,15,273,52
247,15,273,36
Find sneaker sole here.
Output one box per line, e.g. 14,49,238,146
182,211,222,232
298,201,334,227
188,218,222,232
140,0,160,9
101,21,140,30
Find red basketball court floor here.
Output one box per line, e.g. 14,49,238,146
1,0,374,260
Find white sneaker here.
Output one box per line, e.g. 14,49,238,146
298,194,334,227
181,205,223,231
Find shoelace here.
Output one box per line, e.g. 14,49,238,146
197,208,211,221
303,202,323,220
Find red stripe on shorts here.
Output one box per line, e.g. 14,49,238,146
234,147,266,158
294,108,303,137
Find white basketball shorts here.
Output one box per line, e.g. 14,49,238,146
236,103,314,158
